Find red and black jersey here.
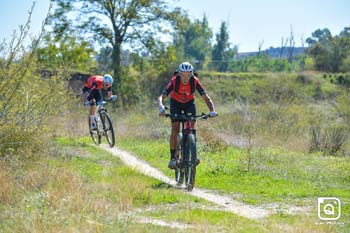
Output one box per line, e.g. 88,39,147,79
84,75,104,91
163,75,206,103
84,75,112,92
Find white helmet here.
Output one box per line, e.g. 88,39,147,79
103,74,113,86
178,62,193,72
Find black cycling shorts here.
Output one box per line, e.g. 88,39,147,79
82,87,102,102
170,99,196,122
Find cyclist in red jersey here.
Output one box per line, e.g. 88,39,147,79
82,74,117,130
158,62,217,169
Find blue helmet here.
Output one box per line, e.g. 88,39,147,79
178,62,193,72
103,74,113,86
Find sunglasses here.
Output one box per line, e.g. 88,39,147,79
180,71,192,76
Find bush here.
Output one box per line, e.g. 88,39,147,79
0,124,47,158
309,125,348,155
296,74,312,84
0,13,69,159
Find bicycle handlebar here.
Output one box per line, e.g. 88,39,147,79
164,112,218,121
84,98,116,107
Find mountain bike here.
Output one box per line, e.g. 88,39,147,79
89,100,115,147
165,112,215,191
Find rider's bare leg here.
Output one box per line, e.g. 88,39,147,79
89,99,96,127
170,122,180,159
167,122,180,168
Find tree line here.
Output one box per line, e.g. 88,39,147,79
1,1,349,157
22,0,350,105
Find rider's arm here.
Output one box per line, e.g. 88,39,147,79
195,79,207,96
158,81,173,115
158,94,167,107
82,86,90,103
90,82,98,91
107,91,112,98
163,80,174,96
158,80,173,108
158,94,167,116
195,79,215,112
105,85,113,99
201,94,215,112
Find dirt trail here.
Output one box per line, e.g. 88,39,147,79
100,145,307,220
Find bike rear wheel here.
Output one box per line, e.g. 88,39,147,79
90,117,101,145
101,111,115,147
184,134,196,191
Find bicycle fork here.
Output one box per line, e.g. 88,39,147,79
98,110,108,134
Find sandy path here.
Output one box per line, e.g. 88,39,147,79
100,145,282,219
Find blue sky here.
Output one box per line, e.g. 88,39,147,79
0,1,51,42
0,0,349,52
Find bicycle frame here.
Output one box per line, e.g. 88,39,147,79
180,118,196,164
91,101,106,132
97,102,108,129
89,101,115,147
166,112,210,191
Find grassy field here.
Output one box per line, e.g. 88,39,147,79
1,137,344,232
0,137,210,232
116,137,350,203
116,137,349,222
108,84,350,232
2,71,350,232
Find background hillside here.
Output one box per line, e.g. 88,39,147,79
236,47,306,59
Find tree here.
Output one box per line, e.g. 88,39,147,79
306,28,334,71
211,21,237,72
173,15,213,69
95,46,113,74
37,34,96,75
338,27,350,72
306,27,350,72
50,0,182,96
306,28,332,46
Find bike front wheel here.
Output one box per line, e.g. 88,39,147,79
184,134,197,191
101,111,115,147
90,117,101,145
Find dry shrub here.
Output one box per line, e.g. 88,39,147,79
0,162,14,203
309,125,348,155
0,124,49,159
50,109,87,138
199,128,228,152
112,110,169,140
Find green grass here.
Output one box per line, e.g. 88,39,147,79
55,136,208,207
137,203,339,233
117,137,350,202
0,137,211,232
116,136,350,230
2,134,347,232
144,208,267,232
